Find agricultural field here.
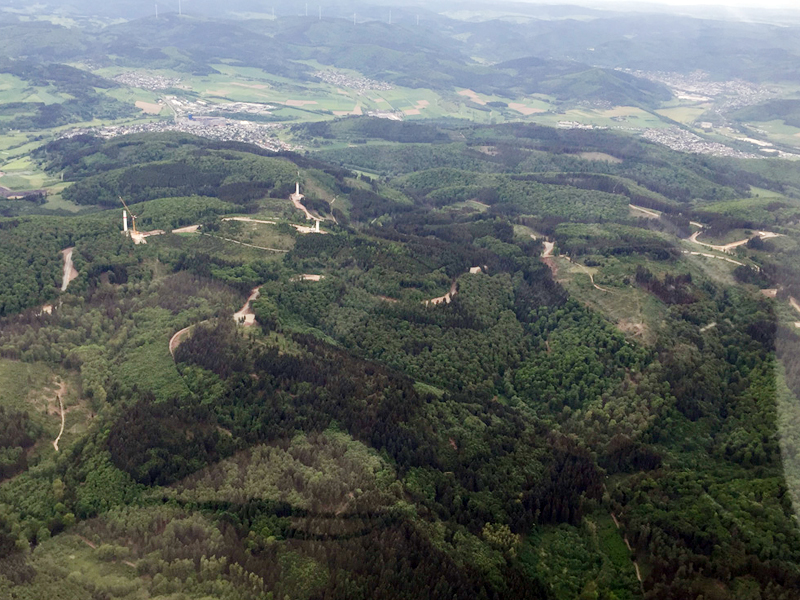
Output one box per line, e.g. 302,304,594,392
533,105,669,129
655,104,711,125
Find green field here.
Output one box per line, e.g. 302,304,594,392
0,156,62,191
0,73,67,105
90,64,566,125
531,105,669,129
655,104,711,124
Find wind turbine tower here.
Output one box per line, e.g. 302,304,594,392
155,3,158,18
318,5,321,20
178,0,182,15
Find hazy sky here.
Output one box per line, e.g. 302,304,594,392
586,0,800,7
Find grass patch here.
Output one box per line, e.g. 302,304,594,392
41,194,84,213
217,220,296,252
655,105,710,124
594,513,633,571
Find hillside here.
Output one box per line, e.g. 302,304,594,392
0,126,799,600
2,3,800,599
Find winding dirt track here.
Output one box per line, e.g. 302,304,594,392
425,279,459,306
233,287,261,326
52,388,65,452
291,194,315,221
169,326,194,358
687,230,782,254
542,241,555,258
171,288,263,358
563,256,612,292
682,250,744,267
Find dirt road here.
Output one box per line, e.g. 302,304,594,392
610,511,644,590
61,248,78,291
52,383,66,452
221,217,277,225
169,326,193,358
171,287,263,359
291,194,315,221
202,233,288,253
542,241,555,258
233,287,261,326
682,250,744,266
790,297,800,317
171,224,201,233
629,204,660,218
563,256,612,292
425,279,459,306
688,230,781,254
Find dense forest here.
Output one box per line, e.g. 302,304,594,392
1,121,799,600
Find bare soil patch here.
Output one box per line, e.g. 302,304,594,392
61,247,78,291
222,217,276,225
425,280,458,306
233,287,261,326
618,319,646,338
457,89,486,105
508,103,544,116
135,100,162,114
172,224,200,233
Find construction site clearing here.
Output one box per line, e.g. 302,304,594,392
122,182,329,243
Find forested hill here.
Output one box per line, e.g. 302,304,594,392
1,126,800,600
0,11,670,108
